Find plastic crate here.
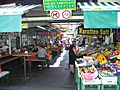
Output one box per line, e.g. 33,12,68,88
81,79,101,90
77,76,81,90
101,85,119,90
99,74,117,85
81,77,101,90
117,76,120,85
81,85,100,90
75,67,81,90
82,77,101,85
74,66,78,83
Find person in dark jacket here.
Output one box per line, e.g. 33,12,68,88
69,40,77,74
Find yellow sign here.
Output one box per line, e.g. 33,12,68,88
78,27,110,35
97,54,107,65
22,23,28,28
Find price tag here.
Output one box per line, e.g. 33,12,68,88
97,54,107,65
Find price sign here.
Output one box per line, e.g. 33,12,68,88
97,54,107,65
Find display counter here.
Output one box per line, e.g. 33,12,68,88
75,45,120,90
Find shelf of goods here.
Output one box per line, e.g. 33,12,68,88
75,46,120,90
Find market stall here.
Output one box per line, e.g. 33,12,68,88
75,2,120,89
0,4,40,55
75,44,120,90
0,4,40,80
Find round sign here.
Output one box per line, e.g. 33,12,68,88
62,10,71,19
50,11,60,19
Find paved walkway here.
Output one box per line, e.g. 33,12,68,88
0,50,76,90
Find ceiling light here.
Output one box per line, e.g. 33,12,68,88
36,26,46,30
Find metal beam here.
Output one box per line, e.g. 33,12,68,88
22,16,84,23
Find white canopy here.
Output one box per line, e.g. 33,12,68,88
0,4,41,15
77,2,120,11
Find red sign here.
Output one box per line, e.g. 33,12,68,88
50,11,60,19
62,10,71,19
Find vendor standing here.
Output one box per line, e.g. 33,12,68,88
69,40,77,74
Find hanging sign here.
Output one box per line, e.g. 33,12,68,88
22,23,28,28
50,10,72,19
62,10,71,19
78,26,110,35
43,0,76,11
50,10,60,19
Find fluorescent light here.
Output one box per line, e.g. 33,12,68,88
36,26,46,30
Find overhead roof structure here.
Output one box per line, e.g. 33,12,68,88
77,2,120,11
22,16,84,23
0,4,41,32
0,4,41,15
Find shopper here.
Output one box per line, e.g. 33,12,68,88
37,45,47,68
37,45,47,59
32,45,38,52
69,40,77,74
81,37,86,46
51,44,58,59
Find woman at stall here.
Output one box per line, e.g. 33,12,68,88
69,40,77,74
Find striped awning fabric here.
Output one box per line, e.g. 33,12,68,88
0,5,40,15
77,2,120,11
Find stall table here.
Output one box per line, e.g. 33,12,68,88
12,52,36,80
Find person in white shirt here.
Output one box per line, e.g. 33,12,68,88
37,45,48,68
37,45,47,59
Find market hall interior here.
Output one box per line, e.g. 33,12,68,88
0,0,120,90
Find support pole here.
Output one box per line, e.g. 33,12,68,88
8,33,11,55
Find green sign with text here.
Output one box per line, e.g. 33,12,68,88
43,0,76,11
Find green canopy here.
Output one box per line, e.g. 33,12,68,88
84,11,118,28
78,2,120,28
0,15,22,32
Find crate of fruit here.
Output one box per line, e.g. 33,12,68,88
82,77,101,85
99,71,117,85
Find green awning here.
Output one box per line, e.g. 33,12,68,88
78,2,120,28
0,5,40,32
84,11,118,28
0,15,22,32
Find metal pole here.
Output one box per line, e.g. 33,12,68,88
8,33,12,55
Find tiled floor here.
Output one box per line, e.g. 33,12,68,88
0,50,76,90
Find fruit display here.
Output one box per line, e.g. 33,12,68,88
76,56,98,66
76,45,120,84
117,54,120,60
79,65,98,81
98,66,116,77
